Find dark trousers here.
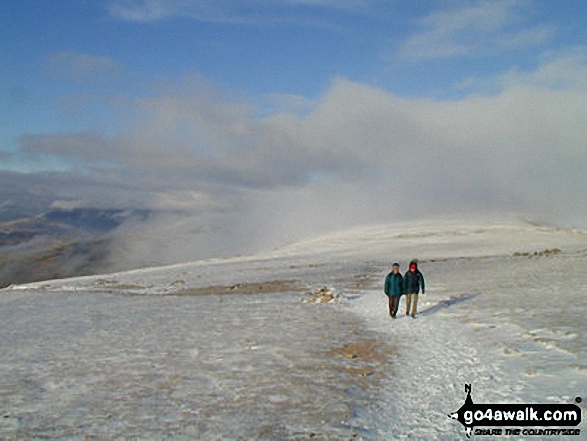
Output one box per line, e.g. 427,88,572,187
388,295,399,317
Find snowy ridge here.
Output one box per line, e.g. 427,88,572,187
9,218,586,295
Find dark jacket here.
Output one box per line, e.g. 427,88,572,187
384,272,404,297
403,269,425,294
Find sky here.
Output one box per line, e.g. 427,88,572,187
1,0,587,264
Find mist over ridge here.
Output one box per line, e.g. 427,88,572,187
3,1,587,285
4,67,587,281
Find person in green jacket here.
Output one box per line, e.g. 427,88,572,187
404,260,425,318
384,262,404,318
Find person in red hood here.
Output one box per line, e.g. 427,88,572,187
403,260,425,318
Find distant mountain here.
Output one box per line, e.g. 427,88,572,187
0,208,150,247
44,208,152,232
0,208,152,288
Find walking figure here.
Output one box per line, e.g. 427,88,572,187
404,260,425,318
384,263,403,318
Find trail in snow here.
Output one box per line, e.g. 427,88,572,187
349,290,522,439
347,251,587,439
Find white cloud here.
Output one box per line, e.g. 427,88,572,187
456,47,587,93
398,0,552,60
106,0,375,23
107,0,177,22
45,51,126,81
277,0,372,10
262,93,316,116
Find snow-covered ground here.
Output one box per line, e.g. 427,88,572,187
1,218,586,439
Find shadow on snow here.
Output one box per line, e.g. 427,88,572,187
419,292,480,316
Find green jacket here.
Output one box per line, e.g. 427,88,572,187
403,269,425,294
384,272,404,297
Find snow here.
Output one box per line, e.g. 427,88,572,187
1,219,586,439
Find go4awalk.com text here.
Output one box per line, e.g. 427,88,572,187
473,428,580,437
448,385,582,438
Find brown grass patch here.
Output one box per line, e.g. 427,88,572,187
326,337,396,387
171,279,305,296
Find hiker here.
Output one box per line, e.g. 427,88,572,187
404,260,425,318
384,263,403,318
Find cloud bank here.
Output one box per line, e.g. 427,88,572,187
6,49,587,268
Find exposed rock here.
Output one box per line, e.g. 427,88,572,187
303,286,340,304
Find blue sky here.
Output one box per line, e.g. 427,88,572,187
1,0,587,257
3,0,586,141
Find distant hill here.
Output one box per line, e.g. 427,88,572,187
0,208,151,288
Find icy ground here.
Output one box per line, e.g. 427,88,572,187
1,218,586,439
